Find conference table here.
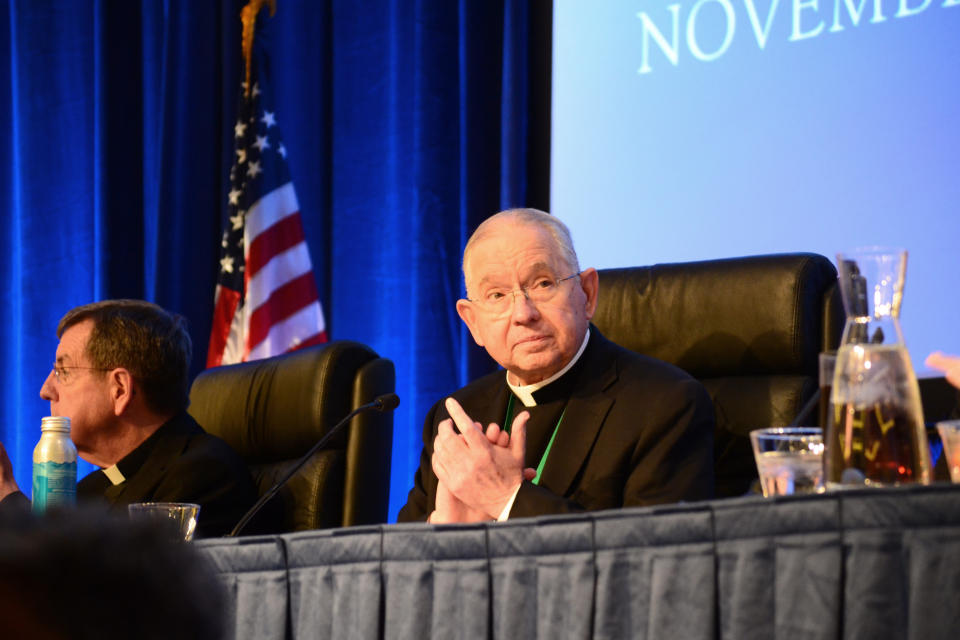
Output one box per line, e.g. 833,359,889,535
196,484,960,639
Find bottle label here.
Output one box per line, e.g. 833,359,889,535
32,461,77,513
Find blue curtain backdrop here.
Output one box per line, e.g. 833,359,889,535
0,0,549,521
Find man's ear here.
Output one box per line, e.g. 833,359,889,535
455,299,485,347
580,268,600,320
108,368,136,416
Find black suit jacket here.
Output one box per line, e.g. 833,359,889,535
397,329,715,521
2,413,257,537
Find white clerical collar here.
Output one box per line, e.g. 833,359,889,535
506,328,591,407
102,464,126,485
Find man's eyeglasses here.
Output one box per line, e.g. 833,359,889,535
469,272,581,315
51,365,111,384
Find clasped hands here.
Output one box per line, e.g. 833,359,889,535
428,397,536,524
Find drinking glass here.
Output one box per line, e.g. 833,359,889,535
128,502,200,541
750,427,825,496
936,420,960,483
819,352,836,429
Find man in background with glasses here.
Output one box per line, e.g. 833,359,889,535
398,208,714,523
0,300,257,537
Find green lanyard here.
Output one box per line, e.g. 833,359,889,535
504,393,565,485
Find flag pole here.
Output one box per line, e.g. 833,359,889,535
241,0,277,99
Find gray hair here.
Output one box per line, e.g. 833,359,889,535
58,299,192,416
462,209,580,292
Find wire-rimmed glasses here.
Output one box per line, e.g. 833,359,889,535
51,365,111,384
468,272,581,315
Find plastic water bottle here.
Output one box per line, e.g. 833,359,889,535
32,416,77,513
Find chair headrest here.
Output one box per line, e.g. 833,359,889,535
592,253,838,378
188,341,380,461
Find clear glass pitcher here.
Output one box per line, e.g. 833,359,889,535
824,248,932,487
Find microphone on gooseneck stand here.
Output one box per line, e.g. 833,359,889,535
228,392,400,537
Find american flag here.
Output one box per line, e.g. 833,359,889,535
207,58,327,367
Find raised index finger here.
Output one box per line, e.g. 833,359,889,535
444,397,490,449
444,397,479,431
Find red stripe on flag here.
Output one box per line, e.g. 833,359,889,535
246,271,320,351
246,212,306,278
289,330,328,352
206,285,242,368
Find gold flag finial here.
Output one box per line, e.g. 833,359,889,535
241,0,277,98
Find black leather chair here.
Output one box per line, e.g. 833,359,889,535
187,340,395,532
592,253,843,497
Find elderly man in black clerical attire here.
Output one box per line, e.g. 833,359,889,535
0,299,257,537
398,208,715,523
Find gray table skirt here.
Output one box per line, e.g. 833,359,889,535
196,485,960,640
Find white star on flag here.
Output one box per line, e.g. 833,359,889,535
247,160,262,178
261,111,276,127
220,255,235,273
236,148,247,164
254,135,270,151
234,121,247,138
228,189,241,205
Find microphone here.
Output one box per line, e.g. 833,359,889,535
374,392,400,412
228,392,400,537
